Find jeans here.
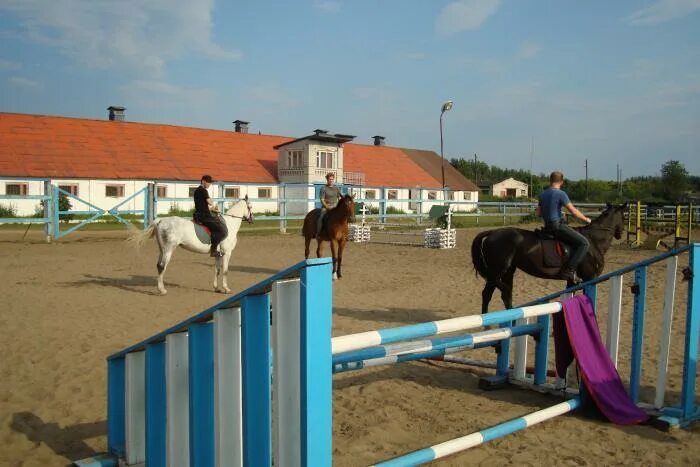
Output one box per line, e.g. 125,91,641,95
546,221,590,271
316,208,328,237
195,213,228,251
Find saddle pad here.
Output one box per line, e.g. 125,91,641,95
193,221,212,237
542,239,567,268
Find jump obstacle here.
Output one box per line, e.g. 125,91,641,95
79,244,700,466
627,201,695,250
348,204,457,249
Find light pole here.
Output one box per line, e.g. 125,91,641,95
440,100,454,192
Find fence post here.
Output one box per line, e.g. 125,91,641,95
680,244,700,424
52,185,60,240
145,183,155,229
300,261,333,466
502,204,506,225
44,180,54,242
417,188,423,225
379,188,386,225
629,266,647,403
280,183,287,234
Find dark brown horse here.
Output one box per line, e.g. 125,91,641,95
303,194,356,279
471,204,626,313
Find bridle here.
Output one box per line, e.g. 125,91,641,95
222,201,254,223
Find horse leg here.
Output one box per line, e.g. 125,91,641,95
156,245,174,295
316,239,323,258
498,268,516,310
221,252,232,293
305,236,311,259
330,239,338,280
481,282,497,314
336,238,346,279
213,255,223,293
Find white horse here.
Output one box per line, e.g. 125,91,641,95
128,197,254,295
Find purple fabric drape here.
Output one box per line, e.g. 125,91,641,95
553,294,648,425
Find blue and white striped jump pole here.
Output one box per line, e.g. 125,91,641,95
331,302,562,355
332,324,542,374
372,398,581,467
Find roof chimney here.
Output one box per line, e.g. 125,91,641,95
108,106,126,121
314,129,329,135
373,135,385,146
233,120,249,133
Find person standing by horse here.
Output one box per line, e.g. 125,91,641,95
193,175,228,257
317,172,342,238
537,171,592,283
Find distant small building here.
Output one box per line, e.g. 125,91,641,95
492,178,529,198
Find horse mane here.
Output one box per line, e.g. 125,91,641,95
225,199,247,215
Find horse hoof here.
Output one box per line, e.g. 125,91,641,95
332,273,338,280
159,289,167,296
223,288,232,294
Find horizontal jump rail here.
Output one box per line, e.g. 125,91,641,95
331,302,561,355
372,399,581,466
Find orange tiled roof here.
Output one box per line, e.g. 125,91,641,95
0,112,474,189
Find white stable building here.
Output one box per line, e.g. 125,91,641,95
492,177,529,198
0,109,479,217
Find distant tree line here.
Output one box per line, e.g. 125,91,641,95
450,158,698,204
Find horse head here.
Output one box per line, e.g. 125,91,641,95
597,203,626,239
225,195,254,223
338,194,356,223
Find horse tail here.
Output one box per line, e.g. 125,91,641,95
471,231,491,279
126,220,159,250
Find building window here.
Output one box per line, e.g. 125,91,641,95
156,186,168,198
58,184,79,196
225,187,240,199
448,191,455,201
316,150,334,169
5,183,28,195
364,190,376,200
105,185,125,198
188,186,198,197
427,191,437,200
258,187,272,199
287,150,303,168
387,190,398,200
463,192,470,201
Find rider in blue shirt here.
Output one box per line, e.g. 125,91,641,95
537,171,592,283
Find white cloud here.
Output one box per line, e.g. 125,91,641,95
0,0,240,78
625,0,700,25
315,1,341,13
119,79,217,111
9,76,41,88
516,41,541,60
435,0,501,35
0,59,22,71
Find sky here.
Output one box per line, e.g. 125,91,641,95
0,0,699,180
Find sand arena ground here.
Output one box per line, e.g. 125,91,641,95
0,227,699,466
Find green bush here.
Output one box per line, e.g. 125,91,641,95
0,204,17,218
58,192,73,223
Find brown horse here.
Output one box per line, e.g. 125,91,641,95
471,204,626,313
302,194,356,279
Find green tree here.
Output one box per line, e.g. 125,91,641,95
660,160,689,202
59,192,73,223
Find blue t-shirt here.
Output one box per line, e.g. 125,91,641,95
538,188,570,223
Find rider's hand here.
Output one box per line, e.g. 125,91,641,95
585,217,592,224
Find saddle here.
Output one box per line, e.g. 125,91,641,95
534,228,570,268
192,219,212,236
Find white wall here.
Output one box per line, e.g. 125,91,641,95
492,179,528,198
1,178,479,218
